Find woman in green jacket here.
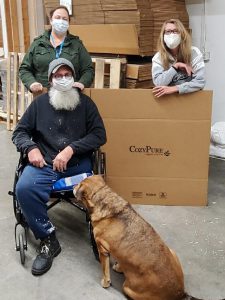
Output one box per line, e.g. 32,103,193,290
19,5,94,96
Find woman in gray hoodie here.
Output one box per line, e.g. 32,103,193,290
152,19,205,98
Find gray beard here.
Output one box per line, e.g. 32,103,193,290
49,87,80,110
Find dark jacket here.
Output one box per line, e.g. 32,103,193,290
12,92,106,168
19,30,94,90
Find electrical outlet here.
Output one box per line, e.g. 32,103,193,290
203,51,210,61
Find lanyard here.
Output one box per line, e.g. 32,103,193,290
50,34,64,59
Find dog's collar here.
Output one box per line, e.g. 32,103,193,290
91,184,106,199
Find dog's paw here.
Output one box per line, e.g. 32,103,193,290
101,278,111,288
112,262,123,273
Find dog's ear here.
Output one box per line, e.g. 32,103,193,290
74,182,85,201
74,182,94,209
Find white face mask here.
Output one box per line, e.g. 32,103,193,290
52,76,74,92
164,33,181,49
51,19,69,35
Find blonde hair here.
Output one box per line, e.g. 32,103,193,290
157,19,192,69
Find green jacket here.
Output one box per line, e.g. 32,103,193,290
19,30,94,89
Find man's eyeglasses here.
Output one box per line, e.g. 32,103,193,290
164,29,179,35
53,74,72,80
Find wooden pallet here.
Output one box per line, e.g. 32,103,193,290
6,52,32,130
92,57,124,89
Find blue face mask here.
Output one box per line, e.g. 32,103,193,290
51,19,69,35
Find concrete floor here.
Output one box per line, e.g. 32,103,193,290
0,122,225,300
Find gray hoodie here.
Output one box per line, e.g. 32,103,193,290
152,46,205,94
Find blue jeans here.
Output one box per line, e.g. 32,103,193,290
16,158,92,240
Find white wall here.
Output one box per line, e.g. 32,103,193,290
185,0,225,124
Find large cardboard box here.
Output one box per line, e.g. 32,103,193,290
83,88,91,97
90,89,212,206
69,24,140,55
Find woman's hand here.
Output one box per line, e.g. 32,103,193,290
173,62,193,76
73,82,85,91
52,146,74,172
28,148,47,168
30,82,43,93
152,85,178,98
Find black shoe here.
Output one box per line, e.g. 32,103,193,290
31,232,61,276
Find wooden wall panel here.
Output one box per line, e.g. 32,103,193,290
4,0,13,51
21,0,30,51
9,0,20,52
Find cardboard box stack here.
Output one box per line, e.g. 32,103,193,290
44,0,189,56
150,0,189,53
101,0,154,56
70,0,105,25
126,63,153,89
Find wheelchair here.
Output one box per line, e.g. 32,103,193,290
8,149,106,265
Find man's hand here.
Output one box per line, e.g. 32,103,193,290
30,82,43,93
152,85,178,98
28,148,47,168
73,82,85,91
173,62,193,76
53,146,74,172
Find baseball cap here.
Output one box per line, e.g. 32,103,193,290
48,58,76,80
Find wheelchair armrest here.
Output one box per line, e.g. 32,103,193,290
16,148,106,179
16,152,28,175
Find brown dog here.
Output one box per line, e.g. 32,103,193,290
74,175,203,300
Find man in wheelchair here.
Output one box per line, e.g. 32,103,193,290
12,58,106,276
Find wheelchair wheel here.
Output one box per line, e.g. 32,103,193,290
15,224,27,265
13,196,27,227
19,233,26,265
10,166,26,226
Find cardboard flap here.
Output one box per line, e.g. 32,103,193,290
69,24,140,55
91,89,213,120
